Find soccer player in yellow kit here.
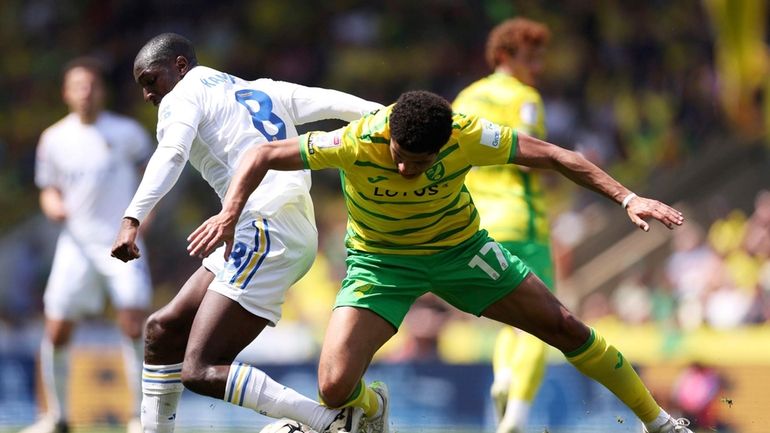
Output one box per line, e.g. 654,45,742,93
187,91,693,433
452,18,552,433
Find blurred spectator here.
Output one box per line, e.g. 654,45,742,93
742,189,770,258
665,223,722,330
386,294,452,363
671,362,732,432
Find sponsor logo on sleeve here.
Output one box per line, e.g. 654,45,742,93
307,130,342,155
479,119,501,148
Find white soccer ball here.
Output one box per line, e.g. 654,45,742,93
259,419,315,433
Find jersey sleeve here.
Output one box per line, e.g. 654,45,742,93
298,125,358,171
123,122,194,223
34,130,57,189
273,80,383,124
157,89,203,135
457,114,518,167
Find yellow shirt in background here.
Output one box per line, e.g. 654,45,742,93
453,73,550,244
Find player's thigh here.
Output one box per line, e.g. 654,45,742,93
318,305,396,398
44,234,102,320
202,203,317,328
482,273,589,352
185,290,271,365
429,231,531,317
319,250,427,386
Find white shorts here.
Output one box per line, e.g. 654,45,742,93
44,230,152,320
202,202,318,326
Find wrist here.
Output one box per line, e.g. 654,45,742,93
621,192,637,209
123,216,140,227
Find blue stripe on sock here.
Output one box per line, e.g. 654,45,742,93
226,363,243,403
238,366,253,406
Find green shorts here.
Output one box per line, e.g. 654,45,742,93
335,230,531,329
498,240,555,291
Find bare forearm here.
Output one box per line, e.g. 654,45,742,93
514,134,630,204
549,148,630,204
221,138,304,218
220,147,268,219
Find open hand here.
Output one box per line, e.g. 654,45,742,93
625,195,684,231
187,212,237,259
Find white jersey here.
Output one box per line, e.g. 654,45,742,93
124,65,382,222
35,112,152,244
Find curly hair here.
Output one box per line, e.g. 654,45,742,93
485,18,550,69
390,91,453,154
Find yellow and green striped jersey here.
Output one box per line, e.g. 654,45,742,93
299,105,517,255
453,73,550,244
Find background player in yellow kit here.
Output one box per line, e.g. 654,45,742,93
452,18,552,433
186,90,693,433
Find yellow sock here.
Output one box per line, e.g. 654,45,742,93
323,380,380,418
565,328,660,423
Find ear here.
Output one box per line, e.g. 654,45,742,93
176,56,190,75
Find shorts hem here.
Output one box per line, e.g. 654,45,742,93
333,303,400,331
208,282,280,327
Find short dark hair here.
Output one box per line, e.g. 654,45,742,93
135,32,198,69
390,91,453,154
62,56,105,82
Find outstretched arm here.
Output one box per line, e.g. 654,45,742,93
513,132,684,231
111,123,193,262
186,137,304,259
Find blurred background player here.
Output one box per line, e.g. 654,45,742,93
23,57,153,433
452,18,552,433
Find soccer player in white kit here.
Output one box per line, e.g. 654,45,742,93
111,33,382,433
23,58,153,433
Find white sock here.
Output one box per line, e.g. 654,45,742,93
142,363,184,433
121,336,144,418
644,408,671,432
498,399,530,432
40,339,68,422
224,362,338,432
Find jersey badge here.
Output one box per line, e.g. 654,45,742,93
425,161,445,181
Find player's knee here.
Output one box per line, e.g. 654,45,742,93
317,376,354,408
145,308,184,343
144,311,166,342
180,361,215,395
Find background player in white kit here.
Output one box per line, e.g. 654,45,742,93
111,33,383,433
24,57,153,433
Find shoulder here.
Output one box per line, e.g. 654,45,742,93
39,115,76,143
515,82,543,105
